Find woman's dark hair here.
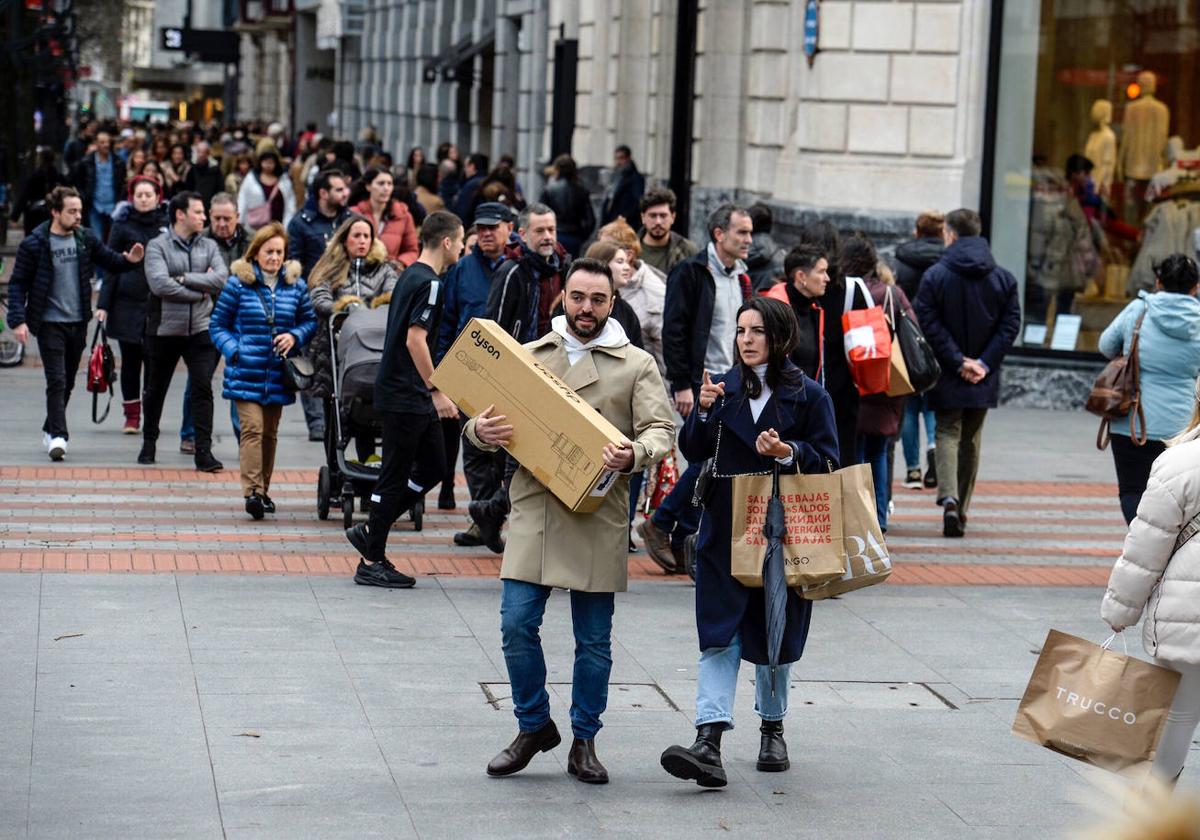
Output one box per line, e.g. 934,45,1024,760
551,154,578,181
783,244,826,278
1065,153,1094,178
1155,254,1200,294
168,143,188,162
406,146,424,171
335,213,376,250
361,165,392,188
734,297,802,400
840,234,878,279
798,219,843,287
255,150,281,176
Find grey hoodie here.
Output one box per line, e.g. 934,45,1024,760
144,228,229,337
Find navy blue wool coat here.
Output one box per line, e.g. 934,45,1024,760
680,363,840,664
210,258,317,406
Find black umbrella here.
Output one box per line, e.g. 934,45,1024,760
761,465,788,696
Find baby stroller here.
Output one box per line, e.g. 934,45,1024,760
316,303,423,531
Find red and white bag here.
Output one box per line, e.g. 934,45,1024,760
841,276,892,396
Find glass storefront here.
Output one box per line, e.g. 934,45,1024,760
990,1,1200,353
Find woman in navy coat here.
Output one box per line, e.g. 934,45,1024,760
210,222,317,519
661,297,839,788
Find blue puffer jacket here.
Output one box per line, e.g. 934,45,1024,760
1099,290,1200,441
209,258,317,406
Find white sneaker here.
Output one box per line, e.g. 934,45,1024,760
43,432,52,450
48,436,67,461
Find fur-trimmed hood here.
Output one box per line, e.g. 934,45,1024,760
231,258,304,286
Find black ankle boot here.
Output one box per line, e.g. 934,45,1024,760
756,719,789,772
660,723,727,787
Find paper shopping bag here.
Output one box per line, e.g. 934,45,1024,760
885,333,915,397
1011,629,1181,776
730,471,845,588
801,464,893,599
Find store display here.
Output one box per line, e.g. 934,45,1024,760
1084,99,1117,198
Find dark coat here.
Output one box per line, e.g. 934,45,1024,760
204,225,252,270
486,235,571,342
764,281,825,383
7,222,130,335
662,249,753,394
857,279,916,438
185,162,224,207
539,177,595,243
10,166,67,235
436,245,506,363
286,196,352,276
601,161,645,229
98,205,167,343
73,152,126,217
452,174,486,223
746,233,786,292
914,236,1021,411
680,364,840,663
893,236,944,304
611,296,645,352
209,259,317,406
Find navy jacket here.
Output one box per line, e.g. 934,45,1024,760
914,236,1021,410
7,222,130,335
209,258,317,406
286,196,352,276
680,364,840,663
662,248,752,395
73,152,126,217
601,161,645,229
435,244,505,364
99,205,167,344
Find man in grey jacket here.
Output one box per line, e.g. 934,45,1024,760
139,191,230,471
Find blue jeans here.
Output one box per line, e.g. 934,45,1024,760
857,433,890,530
900,396,936,471
89,209,113,283
500,579,615,740
695,633,790,728
651,459,702,548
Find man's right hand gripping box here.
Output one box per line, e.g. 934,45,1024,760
431,318,624,513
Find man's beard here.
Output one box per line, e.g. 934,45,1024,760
567,311,607,340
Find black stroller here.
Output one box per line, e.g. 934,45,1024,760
316,303,423,532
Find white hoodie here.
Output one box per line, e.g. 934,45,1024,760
551,314,629,366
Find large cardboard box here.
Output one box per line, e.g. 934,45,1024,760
431,318,624,513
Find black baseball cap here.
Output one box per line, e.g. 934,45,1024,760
475,202,516,225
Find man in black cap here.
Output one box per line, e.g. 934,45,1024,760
435,201,517,540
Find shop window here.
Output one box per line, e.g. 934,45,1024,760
990,1,1200,353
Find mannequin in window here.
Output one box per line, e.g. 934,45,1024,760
1084,99,1117,199
1118,71,1170,223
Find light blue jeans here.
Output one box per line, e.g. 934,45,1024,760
695,633,790,729
901,395,936,471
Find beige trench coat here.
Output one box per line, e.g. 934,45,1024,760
464,331,676,593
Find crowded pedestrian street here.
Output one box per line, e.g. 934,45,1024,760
6,1,1200,837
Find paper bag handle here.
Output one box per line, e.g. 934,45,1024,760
1100,631,1128,654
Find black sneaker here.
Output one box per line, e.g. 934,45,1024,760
354,558,416,588
345,523,374,561
195,451,224,473
262,495,276,514
245,493,265,520
903,468,922,490
943,498,964,538
137,441,156,465
923,449,938,489
454,523,484,547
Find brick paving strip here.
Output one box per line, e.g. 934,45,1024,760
0,466,1122,586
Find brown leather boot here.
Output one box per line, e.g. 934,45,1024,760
486,720,561,777
637,519,679,573
567,738,609,784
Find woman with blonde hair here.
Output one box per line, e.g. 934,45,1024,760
209,223,317,519
1103,374,1200,789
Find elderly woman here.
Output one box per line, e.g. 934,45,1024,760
210,223,317,519
307,215,398,460
660,296,839,788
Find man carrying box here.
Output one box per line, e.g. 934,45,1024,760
466,258,675,784
344,210,464,588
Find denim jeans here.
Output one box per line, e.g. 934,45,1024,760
900,395,936,471
695,633,790,728
856,433,891,530
181,378,240,442
500,579,615,740
651,459,702,548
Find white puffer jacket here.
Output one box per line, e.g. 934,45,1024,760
1101,431,1200,664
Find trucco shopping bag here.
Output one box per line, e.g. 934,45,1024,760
1012,629,1180,776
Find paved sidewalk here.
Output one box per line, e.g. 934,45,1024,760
2,573,1184,839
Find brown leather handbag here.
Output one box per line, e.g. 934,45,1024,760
1086,307,1148,450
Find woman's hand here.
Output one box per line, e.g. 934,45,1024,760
95,309,107,323
1108,623,1126,634
698,370,725,411
756,428,792,460
273,332,296,355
